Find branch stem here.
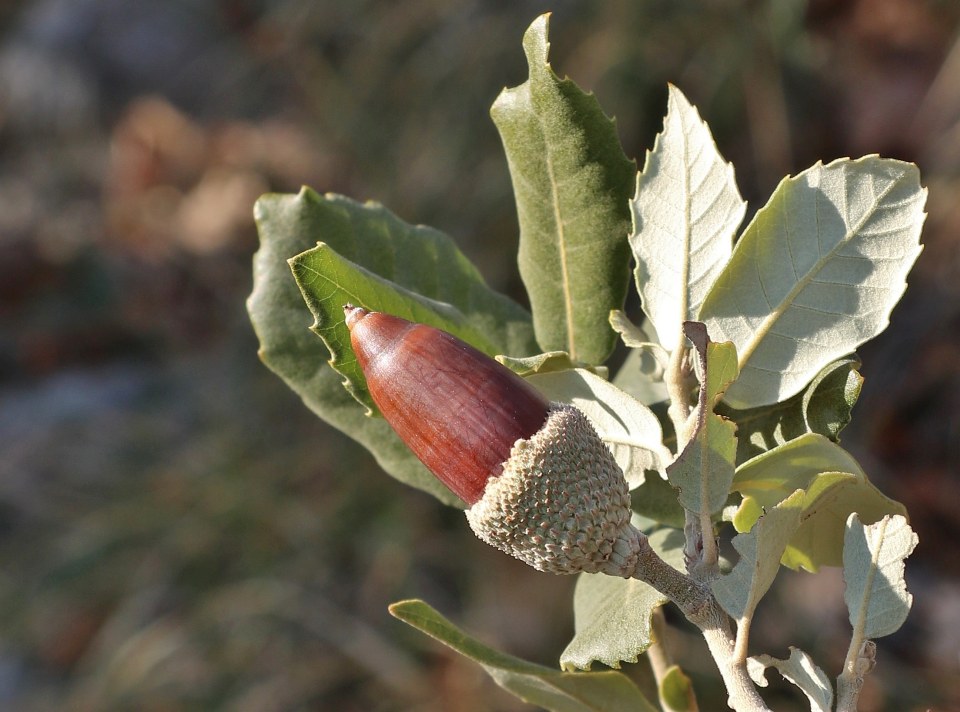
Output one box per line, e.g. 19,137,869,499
613,529,770,711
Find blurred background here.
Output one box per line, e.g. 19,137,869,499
0,0,958,710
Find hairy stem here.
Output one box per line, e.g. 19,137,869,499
610,528,769,712
634,336,766,709
700,619,772,712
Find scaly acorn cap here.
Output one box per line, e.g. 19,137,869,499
466,403,641,576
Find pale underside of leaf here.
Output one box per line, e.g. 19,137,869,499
843,513,917,640
750,647,833,712
631,85,745,351
712,489,803,623
700,156,926,409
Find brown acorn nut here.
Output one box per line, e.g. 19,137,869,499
344,305,638,575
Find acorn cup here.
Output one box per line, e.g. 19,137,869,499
344,305,647,577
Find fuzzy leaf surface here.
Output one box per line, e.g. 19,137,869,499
561,529,685,670
732,434,906,570
249,189,535,505
667,323,738,516
630,85,745,351
750,647,833,712
528,369,672,486
719,356,862,464
390,599,657,712
712,489,803,622
844,514,917,639
491,14,634,364
700,156,926,408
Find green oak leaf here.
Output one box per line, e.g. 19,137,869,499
630,473,685,529
249,189,535,505
390,599,658,712
291,243,527,411
731,434,906,571
660,665,698,712
491,13,635,365
700,156,926,409
712,490,804,627
561,528,685,671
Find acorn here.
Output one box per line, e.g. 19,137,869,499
344,305,641,576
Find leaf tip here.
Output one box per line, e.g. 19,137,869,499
387,598,423,619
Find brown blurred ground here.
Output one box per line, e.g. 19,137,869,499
0,1,958,710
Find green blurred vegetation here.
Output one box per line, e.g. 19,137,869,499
1,1,959,710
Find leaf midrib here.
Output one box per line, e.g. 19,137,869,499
541,129,578,361
850,516,886,638
678,100,693,332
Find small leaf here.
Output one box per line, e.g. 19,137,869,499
660,665,698,712
843,514,917,639
491,13,635,365
528,369,672,486
751,647,833,712
712,490,804,622
561,529,685,670
631,85,746,351
731,434,906,571
700,156,926,408
497,351,608,379
719,356,863,464
667,323,738,516
390,599,658,712
249,189,535,505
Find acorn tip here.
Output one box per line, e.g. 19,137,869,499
343,304,370,330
